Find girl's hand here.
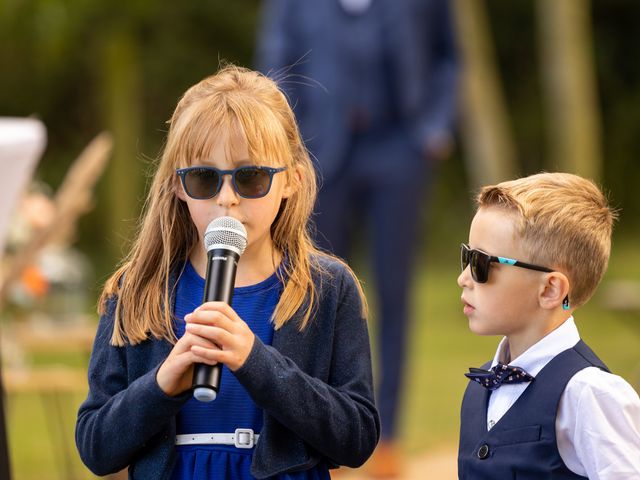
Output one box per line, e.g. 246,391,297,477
184,302,256,373
156,327,220,397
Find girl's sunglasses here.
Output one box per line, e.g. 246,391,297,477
176,165,287,200
460,243,553,283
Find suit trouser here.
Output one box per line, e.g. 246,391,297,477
314,125,432,439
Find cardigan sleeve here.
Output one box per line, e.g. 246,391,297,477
75,297,190,476
234,265,380,467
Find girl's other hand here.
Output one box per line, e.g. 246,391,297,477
184,302,256,372
156,327,220,397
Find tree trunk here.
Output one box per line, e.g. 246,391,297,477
102,30,144,259
537,0,602,180
452,0,518,189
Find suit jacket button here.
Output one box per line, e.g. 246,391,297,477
477,444,490,459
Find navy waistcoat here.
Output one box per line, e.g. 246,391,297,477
458,340,609,480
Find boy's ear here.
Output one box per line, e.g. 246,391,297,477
282,164,302,199
539,272,570,310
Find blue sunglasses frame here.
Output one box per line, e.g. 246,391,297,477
176,165,287,199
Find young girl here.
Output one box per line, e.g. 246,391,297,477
75,65,379,479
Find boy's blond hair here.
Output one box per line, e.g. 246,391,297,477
476,172,617,308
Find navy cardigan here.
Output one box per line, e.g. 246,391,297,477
75,256,379,479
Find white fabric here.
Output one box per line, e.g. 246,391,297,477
486,317,640,479
338,0,372,15
0,117,46,255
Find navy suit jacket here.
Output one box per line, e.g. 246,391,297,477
75,256,379,479
256,0,459,179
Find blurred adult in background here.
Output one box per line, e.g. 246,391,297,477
256,0,459,476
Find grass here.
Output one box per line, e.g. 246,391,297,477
6,391,90,480
4,238,640,479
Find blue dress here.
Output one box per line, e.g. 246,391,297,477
170,262,330,480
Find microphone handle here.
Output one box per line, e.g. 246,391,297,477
192,248,239,402
203,248,238,304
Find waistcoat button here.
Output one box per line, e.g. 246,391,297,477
477,444,490,459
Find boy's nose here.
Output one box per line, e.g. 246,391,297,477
457,266,472,288
216,176,239,207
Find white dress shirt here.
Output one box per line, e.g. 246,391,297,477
338,0,372,15
487,317,640,479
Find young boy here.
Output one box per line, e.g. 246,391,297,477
457,172,640,479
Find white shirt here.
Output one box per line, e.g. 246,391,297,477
338,0,372,15
487,317,640,479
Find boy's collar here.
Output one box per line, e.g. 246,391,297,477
491,316,580,378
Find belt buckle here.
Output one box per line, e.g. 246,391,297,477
234,428,255,448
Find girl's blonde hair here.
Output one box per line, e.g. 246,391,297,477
476,172,617,308
101,65,366,346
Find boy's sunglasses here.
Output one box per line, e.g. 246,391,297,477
176,165,287,200
460,243,553,283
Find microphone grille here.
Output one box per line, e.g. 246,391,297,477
204,216,248,255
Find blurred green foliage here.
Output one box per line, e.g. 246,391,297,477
486,1,640,228
1,0,260,299
2,0,640,299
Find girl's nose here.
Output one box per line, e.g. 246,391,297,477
216,176,239,207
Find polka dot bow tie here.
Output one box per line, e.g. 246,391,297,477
465,363,535,391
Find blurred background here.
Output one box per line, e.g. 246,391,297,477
1,1,639,479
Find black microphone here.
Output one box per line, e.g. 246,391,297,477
192,216,247,402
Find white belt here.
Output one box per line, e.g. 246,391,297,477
175,428,259,449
